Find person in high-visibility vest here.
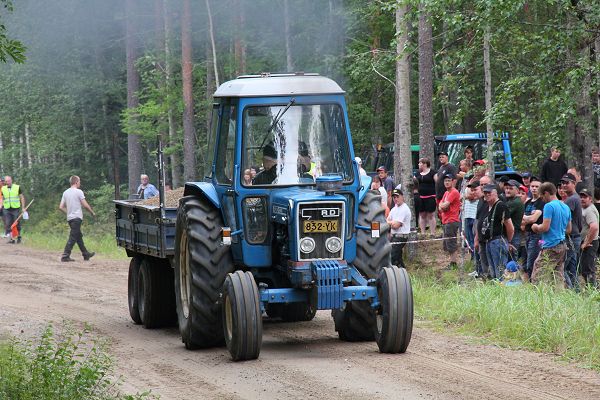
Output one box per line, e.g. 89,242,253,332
1,176,26,243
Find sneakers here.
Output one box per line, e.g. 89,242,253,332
61,257,75,262
83,252,95,261
468,270,479,277
7,239,15,244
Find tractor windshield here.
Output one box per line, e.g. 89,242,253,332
242,103,353,186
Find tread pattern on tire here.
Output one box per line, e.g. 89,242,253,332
138,257,176,329
174,196,234,349
223,271,262,361
128,256,143,324
333,190,391,341
375,266,413,353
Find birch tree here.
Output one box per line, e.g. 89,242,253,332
182,0,196,182
418,3,434,163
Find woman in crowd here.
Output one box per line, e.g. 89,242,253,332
415,157,437,235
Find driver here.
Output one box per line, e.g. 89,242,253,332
253,142,278,185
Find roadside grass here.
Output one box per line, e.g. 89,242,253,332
21,223,127,259
0,323,155,400
412,271,600,371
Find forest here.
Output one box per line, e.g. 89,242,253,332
0,0,598,208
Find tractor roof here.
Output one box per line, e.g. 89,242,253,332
214,73,345,98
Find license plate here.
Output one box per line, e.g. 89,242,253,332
303,220,338,233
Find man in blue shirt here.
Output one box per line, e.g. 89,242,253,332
136,174,159,199
531,182,572,287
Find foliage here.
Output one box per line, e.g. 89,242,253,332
413,273,600,371
0,0,25,63
0,324,155,399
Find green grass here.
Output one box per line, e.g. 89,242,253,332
0,324,155,400
412,273,600,370
22,223,127,259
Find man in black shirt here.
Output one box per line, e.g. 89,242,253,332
434,151,457,201
521,177,544,281
476,183,514,280
540,146,568,186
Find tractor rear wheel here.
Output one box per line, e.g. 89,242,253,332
137,257,176,328
223,271,262,361
128,256,143,324
375,266,413,353
333,190,390,341
174,196,234,349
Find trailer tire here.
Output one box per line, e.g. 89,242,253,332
375,266,413,353
282,303,317,322
223,271,262,361
332,190,390,341
174,196,234,349
138,257,175,328
128,256,143,324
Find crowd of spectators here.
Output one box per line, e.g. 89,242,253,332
375,145,600,289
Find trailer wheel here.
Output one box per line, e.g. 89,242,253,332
332,190,390,341
128,257,143,324
223,271,262,361
282,303,317,322
174,196,234,349
375,266,413,353
138,257,175,328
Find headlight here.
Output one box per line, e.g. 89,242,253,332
299,237,316,254
325,237,342,253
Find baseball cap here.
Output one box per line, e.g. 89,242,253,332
473,159,485,166
392,188,403,197
560,173,576,183
355,156,362,165
506,179,520,187
443,173,455,180
498,175,510,183
578,188,592,197
519,185,529,193
263,142,277,159
482,184,496,192
467,180,480,188
522,171,532,178
506,261,519,273
376,165,387,172
437,151,448,156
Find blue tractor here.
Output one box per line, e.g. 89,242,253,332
173,73,413,360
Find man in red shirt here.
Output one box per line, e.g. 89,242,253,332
439,173,461,269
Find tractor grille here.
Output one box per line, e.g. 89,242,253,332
297,201,345,260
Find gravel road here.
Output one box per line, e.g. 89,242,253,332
1,242,599,399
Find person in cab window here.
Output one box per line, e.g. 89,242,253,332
253,143,278,185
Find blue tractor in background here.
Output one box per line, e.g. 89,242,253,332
362,132,520,181
116,73,413,361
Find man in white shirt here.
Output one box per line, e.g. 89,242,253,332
59,175,96,262
387,189,411,268
371,177,388,210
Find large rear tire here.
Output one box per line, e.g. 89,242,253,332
128,257,143,324
174,196,234,349
375,266,413,353
137,257,176,328
223,271,262,361
281,303,317,322
333,190,390,341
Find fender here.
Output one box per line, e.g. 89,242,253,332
357,174,373,203
183,182,220,209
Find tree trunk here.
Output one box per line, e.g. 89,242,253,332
233,0,246,76
418,4,434,164
18,134,23,170
483,26,495,178
81,105,89,164
163,0,181,188
205,0,220,87
394,4,413,212
284,0,293,72
126,0,143,195
24,123,32,169
0,132,3,173
182,0,197,182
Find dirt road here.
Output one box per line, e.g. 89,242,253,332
1,242,599,400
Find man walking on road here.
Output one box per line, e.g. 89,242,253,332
59,175,96,262
1,176,26,243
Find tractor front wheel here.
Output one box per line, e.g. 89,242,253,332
374,266,413,353
223,271,263,361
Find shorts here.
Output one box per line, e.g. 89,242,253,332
442,222,460,253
